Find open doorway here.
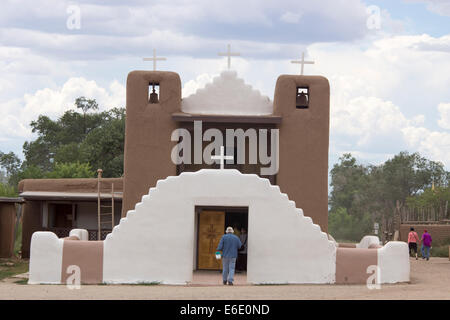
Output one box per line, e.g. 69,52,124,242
195,206,248,272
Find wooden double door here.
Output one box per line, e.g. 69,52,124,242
197,210,225,270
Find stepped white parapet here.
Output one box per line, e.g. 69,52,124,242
103,169,336,284
181,71,273,115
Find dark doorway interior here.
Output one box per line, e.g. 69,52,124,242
52,203,73,228
196,206,248,272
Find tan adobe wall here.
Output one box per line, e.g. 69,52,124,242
400,224,450,244
19,178,123,194
21,201,42,259
0,203,16,258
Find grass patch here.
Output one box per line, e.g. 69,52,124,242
14,223,22,257
0,259,29,281
14,278,28,285
430,246,449,258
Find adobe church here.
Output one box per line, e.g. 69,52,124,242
21,52,330,262
26,51,410,285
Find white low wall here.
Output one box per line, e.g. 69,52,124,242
69,229,89,241
357,236,380,248
28,232,63,284
378,241,410,284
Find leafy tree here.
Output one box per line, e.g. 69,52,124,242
46,162,95,179
22,98,125,177
0,183,18,197
329,151,449,240
328,207,372,241
0,152,21,178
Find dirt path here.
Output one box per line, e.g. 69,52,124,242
0,258,449,300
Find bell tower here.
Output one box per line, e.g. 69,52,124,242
274,75,330,232
122,70,181,216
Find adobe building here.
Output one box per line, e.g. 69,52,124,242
19,178,123,258
27,66,411,285
20,66,330,266
123,69,330,241
0,197,23,258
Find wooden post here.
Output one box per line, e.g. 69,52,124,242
445,200,449,219
97,169,103,240
111,183,115,230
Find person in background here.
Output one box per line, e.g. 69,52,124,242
407,227,420,260
236,227,248,272
421,229,432,261
216,226,242,285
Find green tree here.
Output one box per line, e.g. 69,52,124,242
22,98,125,177
0,152,21,178
0,183,18,197
46,162,95,179
328,207,372,241
329,151,449,240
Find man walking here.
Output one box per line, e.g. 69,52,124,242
216,226,242,285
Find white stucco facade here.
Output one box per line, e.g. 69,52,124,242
181,71,273,115
103,169,336,284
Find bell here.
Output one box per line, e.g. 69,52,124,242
296,92,308,108
149,86,159,104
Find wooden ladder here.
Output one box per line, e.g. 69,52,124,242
97,169,115,240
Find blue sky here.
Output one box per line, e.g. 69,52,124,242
0,0,449,172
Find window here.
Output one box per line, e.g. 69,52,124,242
296,87,309,109
149,82,160,104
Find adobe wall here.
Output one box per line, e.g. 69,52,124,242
274,75,330,233
400,224,450,244
0,203,16,258
122,71,180,216
19,178,123,193
21,201,42,259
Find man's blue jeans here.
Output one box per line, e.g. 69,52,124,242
421,245,430,259
222,257,237,283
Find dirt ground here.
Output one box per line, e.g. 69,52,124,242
0,257,449,300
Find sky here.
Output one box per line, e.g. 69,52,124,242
0,0,450,171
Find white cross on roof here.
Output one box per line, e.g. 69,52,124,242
291,52,315,75
143,49,167,71
218,44,240,70
211,146,234,169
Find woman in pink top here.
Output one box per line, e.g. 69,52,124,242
407,227,419,260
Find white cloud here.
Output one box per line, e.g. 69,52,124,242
405,0,450,17
182,73,216,98
303,33,450,167
280,12,303,24
402,126,450,165
0,77,125,144
331,96,409,146
438,102,450,129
